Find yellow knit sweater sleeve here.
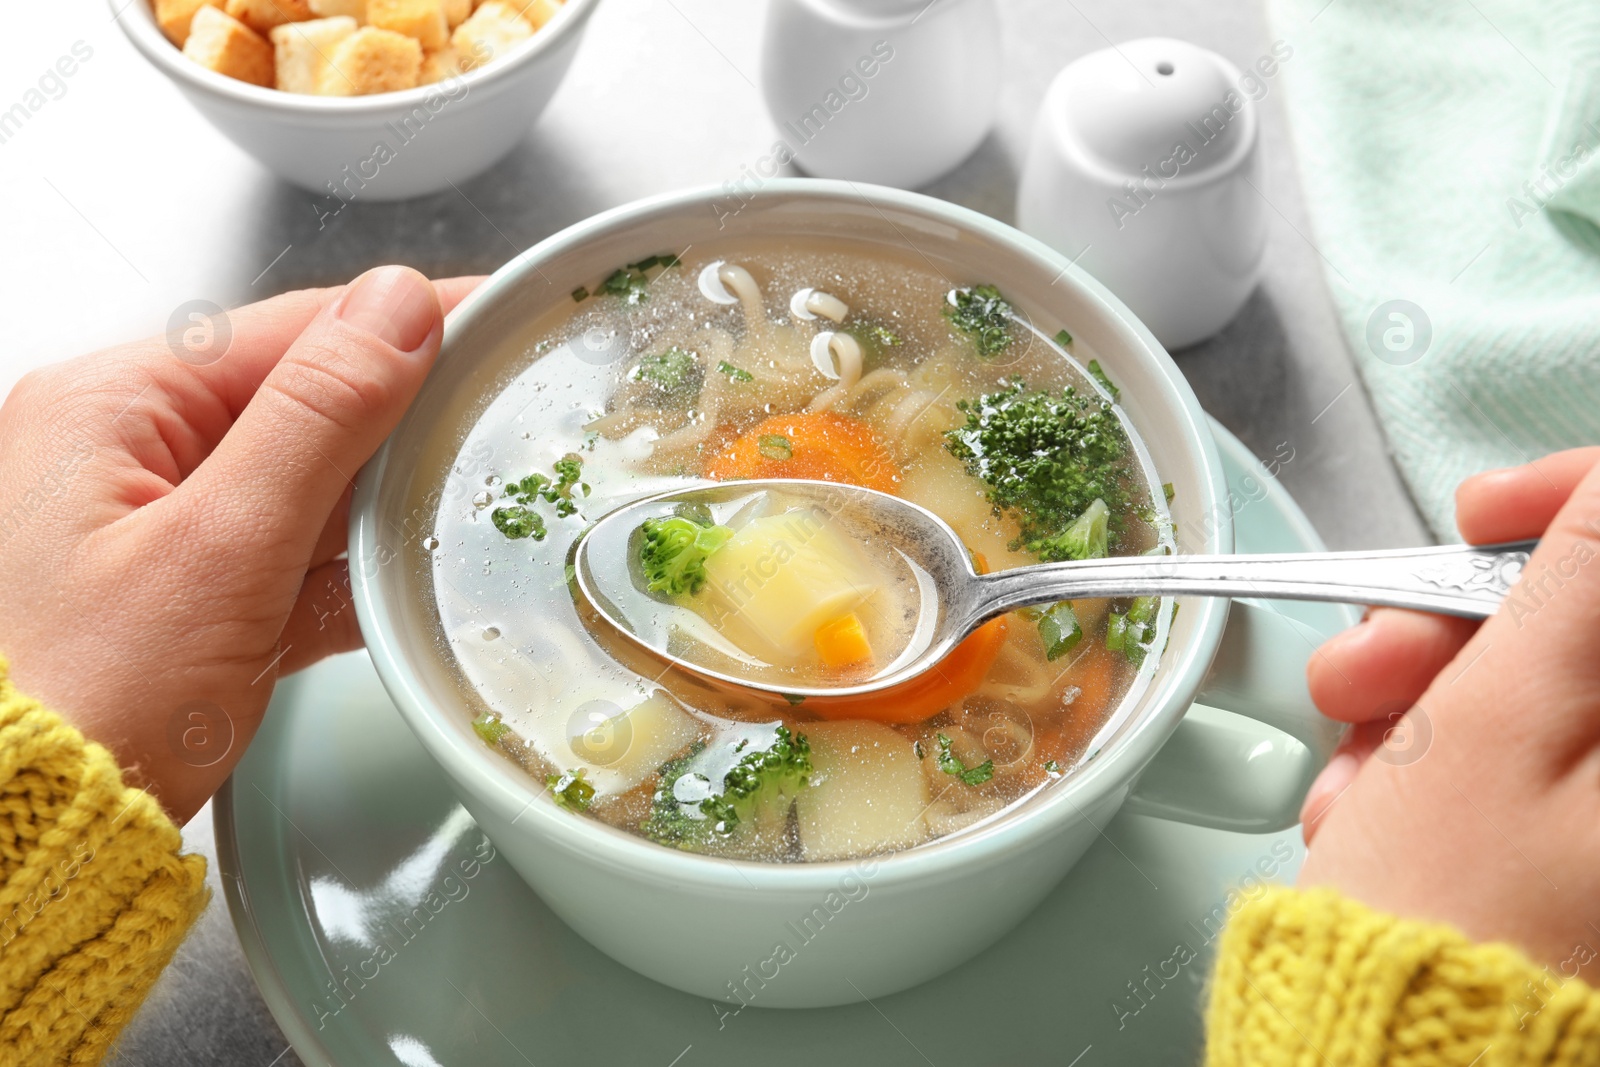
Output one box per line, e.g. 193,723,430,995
1207,885,1600,1067
0,664,209,1067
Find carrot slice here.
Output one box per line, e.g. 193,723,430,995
806,616,1010,725
705,412,898,494
815,612,874,669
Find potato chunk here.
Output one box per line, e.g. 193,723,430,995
700,510,881,664
563,694,700,792
796,720,928,861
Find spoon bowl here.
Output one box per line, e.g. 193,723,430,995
575,478,1536,700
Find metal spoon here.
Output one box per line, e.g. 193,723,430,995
574,479,1534,700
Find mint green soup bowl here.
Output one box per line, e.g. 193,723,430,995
348,180,1337,1007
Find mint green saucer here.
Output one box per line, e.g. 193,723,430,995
216,420,1356,1066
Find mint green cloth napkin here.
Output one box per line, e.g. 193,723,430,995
1268,0,1600,537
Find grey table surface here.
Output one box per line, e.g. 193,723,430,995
0,0,1429,1063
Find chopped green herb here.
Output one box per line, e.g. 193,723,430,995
914,740,926,760
1122,595,1161,666
1105,611,1128,652
945,284,1015,358
1044,759,1063,776
1035,601,1084,661
1163,482,1175,503
716,360,754,383
633,346,701,395
571,253,680,305
935,733,995,787
1054,328,1074,347
1086,359,1120,402
547,768,595,812
491,505,545,540
600,268,649,304
472,712,511,746
757,434,793,461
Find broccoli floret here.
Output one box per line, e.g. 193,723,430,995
945,284,1015,358
644,727,812,848
633,346,700,395
638,515,734,597
491,504,546,540
701,726,812,835
945,380,1130,562
1033,498,1109,562
641,742,710,846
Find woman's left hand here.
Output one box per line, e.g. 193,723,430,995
0,267,482,822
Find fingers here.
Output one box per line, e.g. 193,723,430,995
436,275,487,315
1456,446,1600,544
308,483,352,569
1308,608,1478,722
276,560,362,677
1299,717,1403,842
178,275,485,420
170,266,443,595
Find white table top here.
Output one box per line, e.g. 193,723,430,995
0,0,1429,1063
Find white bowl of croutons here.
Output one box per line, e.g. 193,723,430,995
116,0,600,199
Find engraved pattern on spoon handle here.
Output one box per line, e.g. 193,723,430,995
972,541,1538,623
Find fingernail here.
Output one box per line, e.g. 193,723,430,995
1301,752,1358,830
337,266,438,353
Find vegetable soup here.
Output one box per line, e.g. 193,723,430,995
425,241,1173,863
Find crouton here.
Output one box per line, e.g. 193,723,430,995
308,0,365,21
366,0,449,51
317,26,422,94
508,0,559,29
271,16,358,93
182,5,275,86
223,0,315,35
418,46,462,84
450,0,530,70
155,0,218,46
444,0,470,26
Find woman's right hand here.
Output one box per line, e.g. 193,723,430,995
1295,446,1600,975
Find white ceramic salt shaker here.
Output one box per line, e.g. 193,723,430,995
760,0,1001,189
1016,38,1268,350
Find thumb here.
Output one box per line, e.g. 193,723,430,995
171,265,442,591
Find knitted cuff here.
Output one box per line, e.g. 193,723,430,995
0,662,209,1067
1206,886,1600,1067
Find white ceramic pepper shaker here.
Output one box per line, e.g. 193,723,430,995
1016,38,1268,350
760,0,1001,189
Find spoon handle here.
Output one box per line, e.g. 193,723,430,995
974,540,1538,620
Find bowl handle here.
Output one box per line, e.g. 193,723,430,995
1120,600,1345,833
